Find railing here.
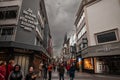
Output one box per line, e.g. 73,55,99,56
0,35,14,41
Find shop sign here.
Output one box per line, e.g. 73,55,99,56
14,48,33,53
96,46,120,52
20,8,38,31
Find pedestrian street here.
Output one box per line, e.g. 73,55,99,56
51,71,120,80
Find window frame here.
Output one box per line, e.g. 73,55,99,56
0,27,14,36
0,6,19,20
95,28,119,45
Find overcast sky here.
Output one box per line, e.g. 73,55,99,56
45,0,81,57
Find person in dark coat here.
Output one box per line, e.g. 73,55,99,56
8,64,23,80
42,62,48,80
58,63,65,80
25,66,37,80
69,63,75,80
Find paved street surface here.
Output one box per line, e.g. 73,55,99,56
50,71,120,80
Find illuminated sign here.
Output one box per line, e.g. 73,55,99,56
78,58,82,62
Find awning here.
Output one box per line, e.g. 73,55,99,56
0,41,51,58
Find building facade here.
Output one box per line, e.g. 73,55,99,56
0,0,52,75
75,0,120,74
62,33,70,62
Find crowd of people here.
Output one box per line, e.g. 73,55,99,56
0,60,76,80
0,60,37,80
41,62,76,80
57,62,76,80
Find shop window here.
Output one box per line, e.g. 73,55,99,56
95,29,118,44
84,58,93,70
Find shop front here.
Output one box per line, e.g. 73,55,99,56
83,58,94,73
94,56,120,74
81,41,120,74
0,41,49,75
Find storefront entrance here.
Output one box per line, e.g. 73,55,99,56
15,55,30,75
95,56,120,74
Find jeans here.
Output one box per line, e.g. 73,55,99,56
70,77,74,80
48,71,52,80
59,73,64,80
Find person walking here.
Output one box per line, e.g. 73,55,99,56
66,63,70,76
8,64,24,80
58,63,65,80
6,60,14,80
39,61,43,78
48,63,52,80
0,61,6,80
42,62,48,80
25,66,37,80
69,63,75,80
53,63,56,72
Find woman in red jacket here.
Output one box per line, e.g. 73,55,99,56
0,61,6,80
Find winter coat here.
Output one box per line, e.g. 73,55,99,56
25,72,37,80
6,64,14,80
58,66,65,74
69,66,75,78
8,64,14,75
0,65,6,80
66,65,70,71
0,73,5,80
48,65,52,72
9,71,23,80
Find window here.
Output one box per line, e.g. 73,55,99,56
96,29,118,44
0,28,1,32
0,6,18,20
6,10,17,19
1,27,14,35
0,11,4,19
35,37,40,46
0,10,17,20
77,12,85,28
77,25,87,40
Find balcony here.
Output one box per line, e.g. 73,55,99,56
0,35,14,41
0,0,21,7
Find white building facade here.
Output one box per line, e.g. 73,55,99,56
75,0,120,74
